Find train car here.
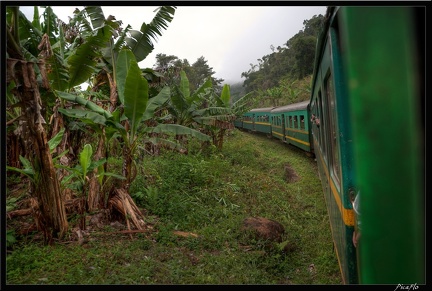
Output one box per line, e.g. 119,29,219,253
233,117,243,129
240,107,274,133
270,100,313,152
241,110,254,131
309,6,425,284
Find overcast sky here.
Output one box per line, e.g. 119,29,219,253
20,5,327,84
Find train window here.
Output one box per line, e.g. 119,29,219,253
288,116,292,128
293,116,298,129
318,91,327,161
300,115,305,130
326,73,341,185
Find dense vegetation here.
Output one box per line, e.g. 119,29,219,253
7,129,342,284
6,5,334,284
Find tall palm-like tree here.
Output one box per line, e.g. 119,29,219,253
6,6,68,243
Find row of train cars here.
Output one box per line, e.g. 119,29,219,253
234,7,425,285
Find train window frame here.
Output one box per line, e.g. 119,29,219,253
300,115,305,130
325,71,341,188
318,90,327,162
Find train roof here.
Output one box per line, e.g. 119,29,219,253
271,100,309,113
248,107,276,113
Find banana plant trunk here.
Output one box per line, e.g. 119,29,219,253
87,130,106,211
7,59,69,244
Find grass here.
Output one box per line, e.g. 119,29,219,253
6,129,342,285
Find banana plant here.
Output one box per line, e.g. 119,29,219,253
56,49,208,191
57,144,124,193
194,84,237,150
168,70,213,127
56,144,125,229
116,48,210,187
6,6,70,243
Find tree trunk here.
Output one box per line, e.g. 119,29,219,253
7,59,69,244
87,129,106,211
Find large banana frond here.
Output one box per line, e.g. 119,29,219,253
220,84,231,107
31,6,42,32
231,91,254,116
115,48,135,105
85,6,105,30
190,78,213,103
143,86,170,122
179,70,191,100
41,6,59,41
193,106,236,129
58,108,107,127
125,6,176,62
116,48,154,142
124,65,149,137
67,25,113,88
46,52,69,91
151,124,210,142
11,9,43,59
55,91,113,119
170,76,190,115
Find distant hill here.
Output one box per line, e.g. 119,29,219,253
229,81,246,103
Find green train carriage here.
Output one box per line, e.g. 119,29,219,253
241,111,254,131
309,6,425,284
240,107,275,133
270,101,313,152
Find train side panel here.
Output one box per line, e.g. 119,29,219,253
242,112,254,131
271,101,313,152
270,112,284,141
339,7,425,284
250,107,274,134
233,118,243,129
310,7,357,284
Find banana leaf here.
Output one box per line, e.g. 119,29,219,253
151,124,210,142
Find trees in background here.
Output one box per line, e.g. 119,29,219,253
241,13,325,106
154,53,224,93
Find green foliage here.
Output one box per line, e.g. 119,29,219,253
6,229,17,248
6,197,19,212
7,129,341,284
6,156,35,183
57,144,124,194
125,6,176,63
241,13,325,97
67,25,113,88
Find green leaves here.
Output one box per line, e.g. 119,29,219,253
6,156,35,182
116,49,149,140
85,6,105,30
116,48,170,141
67,25,113,88
220,84,231,107
115,48,135,105
59,144,125,193
143,86,170,122
48,128,65,153
124,6,176,63
152,124,210,142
